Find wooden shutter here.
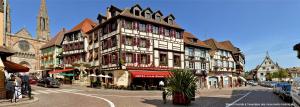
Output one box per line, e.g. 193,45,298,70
149,24,153,33
109,54,111,64
102,56,105,65
137,54,141,64
146,39,150,48
121,35,126,44
137,38,140,46
147,55,150,64
136,22,139,30
108,38,112,48
115,52,118,64
132,37,136,46
122,53,126,63
132,53,136,63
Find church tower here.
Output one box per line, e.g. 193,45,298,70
36,0,50,41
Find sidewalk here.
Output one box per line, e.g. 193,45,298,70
0,97,38,107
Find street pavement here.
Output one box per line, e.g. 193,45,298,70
16,85,292,107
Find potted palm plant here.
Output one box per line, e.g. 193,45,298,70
166,69,197,105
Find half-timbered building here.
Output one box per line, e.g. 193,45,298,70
87,4,184,88
204,39,237,89
183,32,211,89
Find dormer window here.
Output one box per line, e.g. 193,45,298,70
111,11,116,17
168,18,173,24
134,10,140,16
156,15,161,21
146,12,151,19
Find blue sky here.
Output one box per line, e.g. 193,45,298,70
9,0,300,71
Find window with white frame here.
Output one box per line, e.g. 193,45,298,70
175,31,181,39
201,63,206,70
126,53,133,63
125,20,132,29
139,38,146,47
173,54,181,67
189,62,194,69
141,54,147,64
159,52,168,66
188,48,194,56
152,26,159,34
125,36,133,46
165,28,170,36
139,23,146,32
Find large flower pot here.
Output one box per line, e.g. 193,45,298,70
172,92,191,105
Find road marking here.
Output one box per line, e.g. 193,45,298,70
226,92,251,107
62,91,115,107
100,94,161,98
197,93,248,98
36,90,50,94
31,91,40,95
45,90,60,93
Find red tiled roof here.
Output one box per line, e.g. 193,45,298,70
68,18,97,33
40,28,67,49
183,32,210,49
119,9,182,29
219,41,239,53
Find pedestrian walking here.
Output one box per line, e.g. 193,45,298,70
6,75,15,102
15,74,22,99
162,88,167,104
21,74,29,95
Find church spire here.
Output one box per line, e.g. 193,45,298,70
36,0,50,41
266,51,269,58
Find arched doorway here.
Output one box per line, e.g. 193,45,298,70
208,77,218,88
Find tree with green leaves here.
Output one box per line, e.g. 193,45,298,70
165,69,197,105
272,69,290,81
266,73,273,81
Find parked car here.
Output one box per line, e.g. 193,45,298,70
278,84,292,102
273,82,289,95
269,81,277,87
37,77,60,88
29,77,38,84
292,77,300,107
247,80,258,86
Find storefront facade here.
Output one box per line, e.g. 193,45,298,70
87,4,184,88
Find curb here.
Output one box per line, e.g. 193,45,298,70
0,97,39,107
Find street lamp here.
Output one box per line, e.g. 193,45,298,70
294,43,300,59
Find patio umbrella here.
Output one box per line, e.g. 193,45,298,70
89,74,96,77
97,74,104,77
103,75,112,78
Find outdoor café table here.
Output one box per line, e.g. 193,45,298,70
136,85,143,90
150,86,157,90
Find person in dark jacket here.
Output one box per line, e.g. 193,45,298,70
162,89,167,104
21,75,29,95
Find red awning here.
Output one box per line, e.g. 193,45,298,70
48,69,74,74
3,60,29,73
130,71,172,78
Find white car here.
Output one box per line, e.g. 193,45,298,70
292,77,300,107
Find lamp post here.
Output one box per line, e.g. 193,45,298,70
294,43,300,59
3,0,7,46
